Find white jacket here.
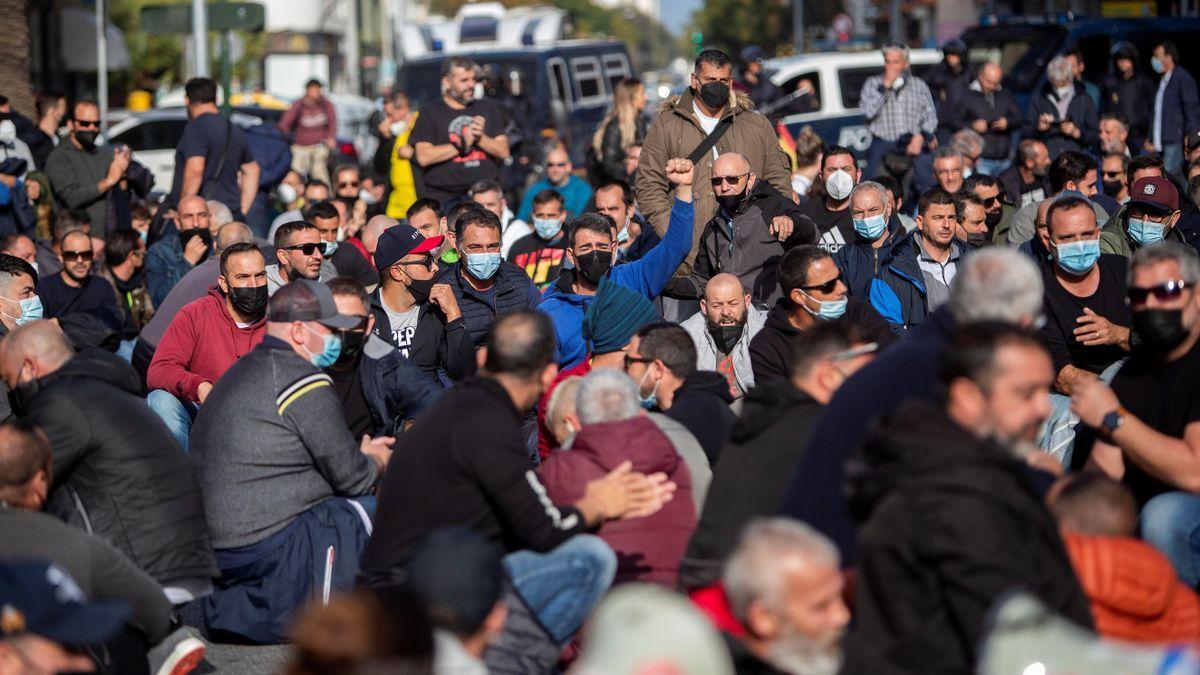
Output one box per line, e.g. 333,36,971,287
679,304,768,397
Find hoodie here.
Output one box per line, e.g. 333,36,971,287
664,370,736,465
147,285,266,402
539,415,696,585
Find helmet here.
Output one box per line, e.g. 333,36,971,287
942,38,967,56
740,45,769,65
1110,41,1138,62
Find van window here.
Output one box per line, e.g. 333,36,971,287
548,58,571,107
963,25,1068,92
113,119,187,152
1071,34,1110,86
838,67,880,109
571,57,605,105
602,53,630,91
778,71,822,107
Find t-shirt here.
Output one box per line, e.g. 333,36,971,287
169,112,254,215
381,298,421,358
692,102,721,160
1110,340,1200,504
507,234,567,288
800,198,854,254
1019,180,1046,207
408,98,507,202
329,362,374,438
1038,254,1131,377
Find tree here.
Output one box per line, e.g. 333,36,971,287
0,0,34,115
692,0,811,58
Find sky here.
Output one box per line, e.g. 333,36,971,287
659,0,702,34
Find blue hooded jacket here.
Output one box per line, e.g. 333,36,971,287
868,230,929,333
833,216,907,299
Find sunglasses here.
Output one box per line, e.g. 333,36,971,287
711,173,748,187
546,162,569,168
1102,170,1123,178
74,120,100,129
981,195,1002,207
283,242,325,256
338,317,370,333
1128,279,1190,305
801,272,845,295
62,249,93,262
338,181,360,189
395,256,437,272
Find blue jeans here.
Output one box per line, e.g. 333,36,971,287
1162,143,1184,174
975,157,1010,177
147,390,197,452
1141,491,1200,587
503,534,616,644
117,338,136,363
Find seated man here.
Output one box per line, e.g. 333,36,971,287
594,179,659,263
267,220,337,294
190,280,393,644
146,242,269,450
145,195,214,306
849,323,1092,672
0,321,216,598
516,146,593,222
468,179,529,258
835,181,908,299
326,277,441,437
750,245,892,386
955,193,991,248
681,322,876,589
36,228,122,331
507,189,569,288
679,273,767,400
1101,177,1186,257
625,321,735,465
540,368,697,585
1098,154,1172,256
304,199,377,287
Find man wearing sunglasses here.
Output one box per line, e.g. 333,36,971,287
1100,153,1130,203
267,221,337,295
516,147,593,224
36,229,122,331
1072,243,1200,589
963,174,1013,243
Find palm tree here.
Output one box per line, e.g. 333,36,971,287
0,0,34,115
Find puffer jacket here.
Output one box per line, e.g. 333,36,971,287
358,333,442,437
636,88,791,275
19,348,216,585
437,259,541,348
1026,80,1099,160
679,304,767,396
870,231,930,333
833,216,907,299
538,415,695,585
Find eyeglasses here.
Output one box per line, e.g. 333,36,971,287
1101,170,1123,178
980,195,1002,207
710,173,748,187
62,249,93,262
546,162,569,168
74,120,100,129
395,256,436,271
800,272,845,295
1128,279,1191,305
283,242,324,256
623,354,654,370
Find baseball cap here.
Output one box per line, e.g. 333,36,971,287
373,223,444,271
1127,176,1179,214
406,527,504,636
0,560,128,646
267,278,360,329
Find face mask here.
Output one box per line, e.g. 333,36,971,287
825,170,854,201
1054,84,1074,99
697,81,730,109
227,284,268,319
406,275,435,304
708,323,744,354
277,182,298,205
10,374,40,416
1103,180,1125,197
962,166,974,180
853,214,888,240
801,290,848,321
575,250,613,285
473,83,485,102
966,231,990,248
1151,56,1165,75
74,130,97,151
533,218,563,240
636,368,660,410
323,240,339,257
358,188,378,206
791,174,812,197
0,294,42,325
716,186,749,215
1128,217,1166,246
463,251,501,280
137,230,147,244
389,120,408,137
179,228,213,260
616,217,631,244
337,330,367,365
29,261,38,275
985,209,1003,227
303,325,342,368
1053,238,1101,275
1132,308,1189,353
0,121,15,144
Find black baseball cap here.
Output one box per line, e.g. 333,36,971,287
0,560,128,646
373,223,444,271
267,278,360,329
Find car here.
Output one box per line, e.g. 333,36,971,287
766,49,942,159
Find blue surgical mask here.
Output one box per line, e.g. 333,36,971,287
1151,56,1165,75
463,251,501,280
802,291,848,321
853,214,888,240
1053,239,1101,275
636,368,659,410
1128,217,1166,246
1,294,42,325
616,218,631,244
138,229,147,243
534,218,563,240
304,325,342,368
323,240,339,257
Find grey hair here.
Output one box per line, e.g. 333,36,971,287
934,146,963,162
850,180,891,207
948,248,1044,325
546,376,582,429
576,368,641,426
951,129,984,158
215,222,253,253
881,42,909,60
1046,56,1074,86
206,199,234,228
724,518,840,621
1129,242,1200,285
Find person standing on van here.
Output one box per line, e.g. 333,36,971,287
1148,41,1200,174
410,56,510,209
279,79,337,186
860,43,939,181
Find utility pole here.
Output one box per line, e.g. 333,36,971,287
192,0,209,76
889,0,902,44
792,0,804,54
97,0,108,134
344,0,361,95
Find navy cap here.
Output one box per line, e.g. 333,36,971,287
407,527,504,635
0,560,128,646
373,224,444,271
267,278,360,329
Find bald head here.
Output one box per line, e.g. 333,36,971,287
978,62,1003,93
714,152,750,175
712,153,755,199
215,222,253,253
545,376,582,447
545,147,572,185
0,320,75,390
702,273,750,328
362,215,397,253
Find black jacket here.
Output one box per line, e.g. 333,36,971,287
368,288,476,385
997,164,1050,208
749,299,894,387
845,401,1092,673
329,244,378,289
1102,71,1158,146
679,383,824,589
662,370,736,465
437,259,541,348
18,348,216,584
593,114,647,184
1026,81,1099,160
945,83,1023,160
356,334,443,437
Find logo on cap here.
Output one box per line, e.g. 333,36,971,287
1145,183,1157,195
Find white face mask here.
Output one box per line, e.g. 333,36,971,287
0,121,15,144
277,183,298,205
358,188,378,206
389,119,408,137
824,170,854,201
792,174,812,197
473,83,485,102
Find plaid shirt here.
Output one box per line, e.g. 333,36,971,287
860,74,939,142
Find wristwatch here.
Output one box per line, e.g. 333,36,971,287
1101,408,1126,436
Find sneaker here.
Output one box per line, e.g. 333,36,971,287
148,627,206,675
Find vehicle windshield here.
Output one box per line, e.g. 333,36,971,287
399,58,538,109
962,25,1067,92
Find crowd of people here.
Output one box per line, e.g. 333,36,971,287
3,35,1200,675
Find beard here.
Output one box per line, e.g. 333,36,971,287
765,624,844,675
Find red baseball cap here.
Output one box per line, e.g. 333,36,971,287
1127,176,1179,214
373,223,444,270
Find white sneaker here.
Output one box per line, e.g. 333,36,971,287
148,628,206,675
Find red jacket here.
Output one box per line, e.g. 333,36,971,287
538,415,696,585
147,286,266,402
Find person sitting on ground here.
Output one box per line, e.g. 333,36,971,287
267,220,337,294
36,228,122,331
99,230,153,343
679,273,768,400
304,199,378,287
507,189,570,288
145,195,215,306
1101,176,1186,258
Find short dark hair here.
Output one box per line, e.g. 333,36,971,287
1049,471,1138,537
954,193,984,221
70,98,98,121
791,321,868,380
484,310,556,378
305,78,323,89
938,321,1047,400
1128,153,1165,185
873,174,903,204
467,180,503,197
327,276,369,309
778,245,831,300
1158,40,1180,62
34,90,64,119
1104,152,1130,177
822,145,856,170
1049,151,1094,193
219,242,263,277
184,77,218,105
407,197,441,220
531,189,564,211
442,56,477,78
275,220,317,249
694,49,731,72
454,206,501,241
634,322,697,379
595,179,634,207
0,253,36,287
1099,112,1128,130
305,178,330,192
1047,195,1095,235
0,420,52,501
104,230,141,267
963,174,1001,195
303,200,339,222
569,213,615,247
918,187,956,216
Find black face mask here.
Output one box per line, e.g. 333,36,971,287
337,330,367,365
75,131,98,151
708,323,745,354
716,186,749,215
179,228,213,262
407,276,435,304
1132,308,1190,354
984,209,1003,228
227,284,268,319
697,81,730,109
1103,180,1125,197
575,251,613,285
966,231,991,248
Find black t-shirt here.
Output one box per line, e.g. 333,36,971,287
800,198,854,254
1038,254,1131,377
169,112,254,215
408,98,507,202
1111,340,1200,504
506,233,567,288
329,362,375,438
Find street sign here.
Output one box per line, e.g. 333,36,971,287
140,3,264,35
